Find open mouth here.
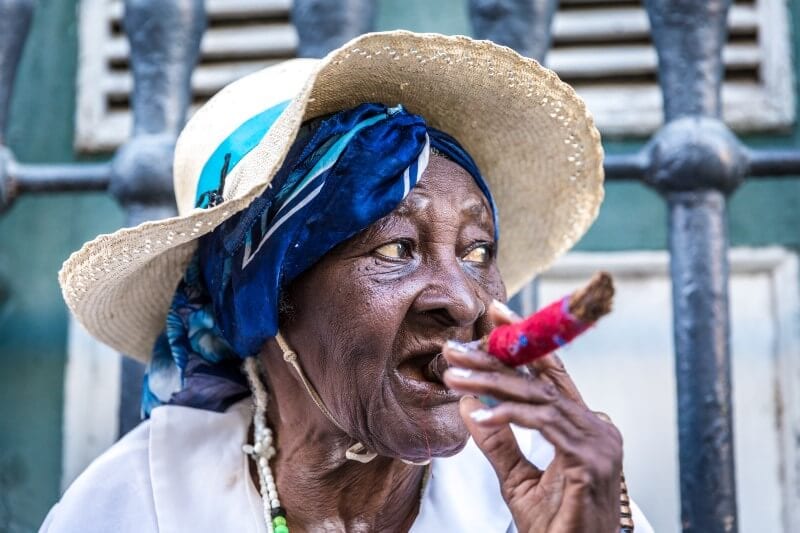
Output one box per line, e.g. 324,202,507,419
394,350,458,405
398,352,446,384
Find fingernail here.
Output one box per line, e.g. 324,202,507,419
448,367,472,379
492,299,515,320
469,408,494,422
446,340,471,353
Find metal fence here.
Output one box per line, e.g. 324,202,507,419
1,0,799,531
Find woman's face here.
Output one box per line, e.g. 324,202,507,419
281,154,505,462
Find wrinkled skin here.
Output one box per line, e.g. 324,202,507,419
257,154,622,532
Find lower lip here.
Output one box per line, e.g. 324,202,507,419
391,369,461,407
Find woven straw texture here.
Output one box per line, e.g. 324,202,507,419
59,31,604,362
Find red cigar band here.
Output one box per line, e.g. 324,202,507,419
485,296,592,367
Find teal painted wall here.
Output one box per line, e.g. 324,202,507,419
0,1,123,531
0,0,796,530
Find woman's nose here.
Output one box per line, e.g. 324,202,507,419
412,259,486,328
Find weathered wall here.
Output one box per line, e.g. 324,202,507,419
0,1,123,531
0,0,797,530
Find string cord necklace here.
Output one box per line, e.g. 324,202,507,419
241,339,431,533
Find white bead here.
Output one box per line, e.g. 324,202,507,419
259,457,268,468
267,481,276,491
266,474,274,484
270,498,281,508
268,489,278,500
268,446,276,456
254,442,263,454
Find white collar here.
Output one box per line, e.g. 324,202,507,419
147,401,554,533
149,401,267,533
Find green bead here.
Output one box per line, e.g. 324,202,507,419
273,516,287,527
274,525,289,533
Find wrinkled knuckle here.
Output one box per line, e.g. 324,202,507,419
541,382,558,400
523,380,553,402
569,467,596,488
538,406,558,426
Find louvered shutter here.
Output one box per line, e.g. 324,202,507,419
75,0,793,151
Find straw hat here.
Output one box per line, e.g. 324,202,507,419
59,31,604,362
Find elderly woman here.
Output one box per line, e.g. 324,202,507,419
45,32,653,532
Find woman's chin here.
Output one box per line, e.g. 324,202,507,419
397,429,470,463
371,404,470,462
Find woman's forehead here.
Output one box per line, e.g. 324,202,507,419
396,155,493,221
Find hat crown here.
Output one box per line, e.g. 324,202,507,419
173,59,319,216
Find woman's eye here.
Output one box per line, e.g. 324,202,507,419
374,241,411,260
462,244,492,264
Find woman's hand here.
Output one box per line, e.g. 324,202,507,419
443,302,623,533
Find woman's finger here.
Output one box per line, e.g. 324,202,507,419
529,352,586,406
443,367,558,405
468,400,584,450
442,341,516,374
459,396,544,485
488,299,522,326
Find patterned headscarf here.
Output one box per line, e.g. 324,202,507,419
141,103,498,418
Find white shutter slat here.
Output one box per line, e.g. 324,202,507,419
105,23,298,62
549,43,760,79
553,5,758,41
559,0,640,5
108,0,291,21
103,60,282,99
200,24,298,58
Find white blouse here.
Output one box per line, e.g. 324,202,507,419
41,401,654,532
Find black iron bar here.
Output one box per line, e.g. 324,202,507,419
5,143,798,204
0,0,34,145
645,1,740,531
669,189,738,533
747,149,800,177
292,0,376,58
470,0,559,62
7,144,797,197
11,162,111,193
603,153,647,181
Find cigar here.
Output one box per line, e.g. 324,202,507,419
424,351,451,383
427,272,614,375
485,271,614,366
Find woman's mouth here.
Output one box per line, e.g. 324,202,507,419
423,353,449,383
393,351,460,406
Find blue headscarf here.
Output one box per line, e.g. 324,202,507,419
141,103,498,418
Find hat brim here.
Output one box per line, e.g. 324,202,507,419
59,31,604,362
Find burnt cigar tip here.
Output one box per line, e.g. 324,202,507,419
568,271,615,322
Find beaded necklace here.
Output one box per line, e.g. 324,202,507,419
243,357,288,533
242,356,432,533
